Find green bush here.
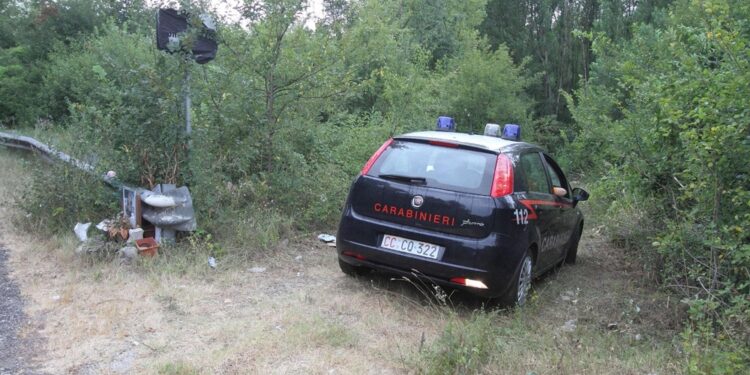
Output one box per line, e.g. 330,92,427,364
569,0,750,370
0,46,39,127
44,22,187,188
18,161,118,233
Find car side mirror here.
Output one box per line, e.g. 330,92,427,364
572,187,589,203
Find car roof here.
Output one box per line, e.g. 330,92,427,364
395,131,544,154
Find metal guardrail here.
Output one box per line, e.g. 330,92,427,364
0,131,95,174
0,130,197,240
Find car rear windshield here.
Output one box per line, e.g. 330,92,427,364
367,140,497,195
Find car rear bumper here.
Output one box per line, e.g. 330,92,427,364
337,208,524,298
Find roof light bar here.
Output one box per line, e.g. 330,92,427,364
436,116,456,132
484,123,500,137
501,124,521,141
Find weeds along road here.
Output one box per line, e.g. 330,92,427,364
0,149,686,374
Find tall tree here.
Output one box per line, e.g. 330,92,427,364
211,0,345,172
480,0,673,148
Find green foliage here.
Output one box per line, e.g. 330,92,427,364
481,0,674,152
414,311,496,374
185,0,533,234
481,0,599,141
0,0,21,49
0,0,152,127
441,43,531,134
18,0,150,59
0,46,37,126
403,0,487,66
44,22,187,188
569,0,750,370
157,362,200,375
18,161,118,233
3,1,748,369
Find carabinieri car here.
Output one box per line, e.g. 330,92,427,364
336,117,589,306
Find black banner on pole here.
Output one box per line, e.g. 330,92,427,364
156,9,217,64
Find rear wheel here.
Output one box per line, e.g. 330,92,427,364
565,226,583,264
499,251,533,307
338,258,370,277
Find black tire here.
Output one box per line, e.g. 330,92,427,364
338,258,370,277
565,225,583,264
499,251,534,307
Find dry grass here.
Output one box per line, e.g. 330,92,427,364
0,148,685,374
476,232,685,374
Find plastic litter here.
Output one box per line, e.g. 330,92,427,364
141,191,178,208
317,233,336,243
140,185,196,232
149,215,191,226
248,266,266,273
73,222,91,242
208,256,217,269
127,228,144,243
96,220,112,232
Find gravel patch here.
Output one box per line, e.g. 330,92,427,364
0,246,42,375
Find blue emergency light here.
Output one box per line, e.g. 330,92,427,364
501,124,521,141
436,116,456,132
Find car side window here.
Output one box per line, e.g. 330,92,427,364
547,165,561,187
543,154,571,198
520,153,550,194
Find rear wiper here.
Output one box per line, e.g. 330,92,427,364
378,174,427,184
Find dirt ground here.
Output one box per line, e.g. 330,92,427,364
0,149,686,374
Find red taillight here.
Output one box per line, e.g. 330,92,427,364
361,138,393,175
490,154,514,197
342,251,366,260
449,277,488,289
450,277,466,285
428,140,459,148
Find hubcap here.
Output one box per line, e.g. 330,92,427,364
517,256,533,305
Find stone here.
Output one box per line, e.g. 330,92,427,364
119,246,138,259
562,319,577,332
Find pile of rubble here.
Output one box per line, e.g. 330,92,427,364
73,184,197,261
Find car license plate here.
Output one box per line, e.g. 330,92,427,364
380,234,443,260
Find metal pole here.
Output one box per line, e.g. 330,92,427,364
184,64,192,147
183,62,193,186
